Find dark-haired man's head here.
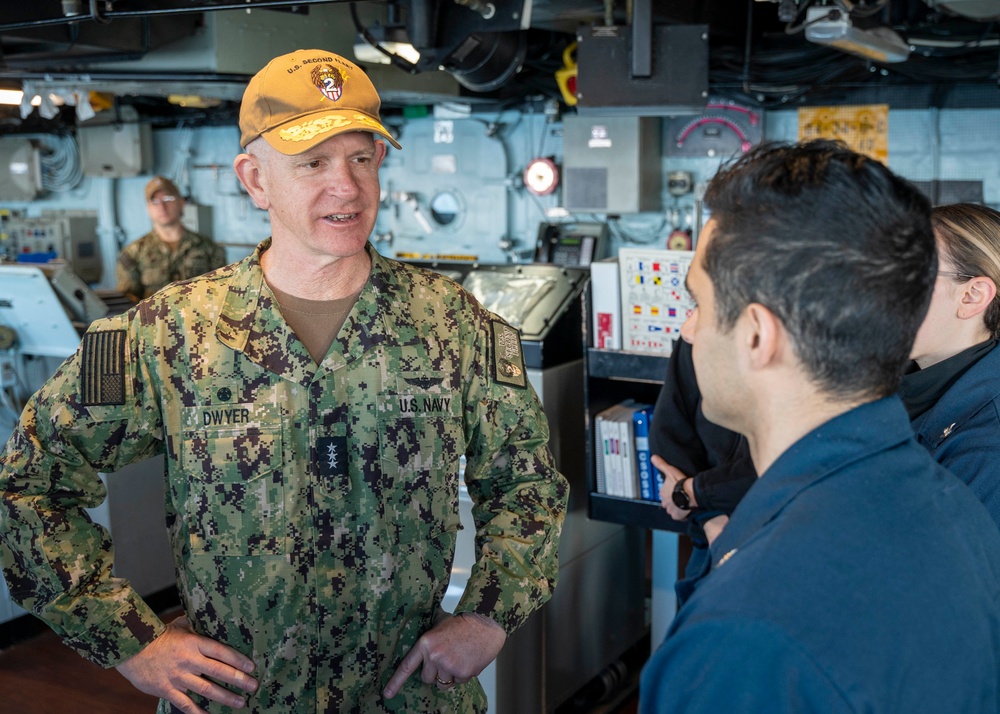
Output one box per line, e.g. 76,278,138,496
696,139,935,404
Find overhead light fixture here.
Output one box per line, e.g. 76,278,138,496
0,91,53,110
0,90,23,106
35,94,66,108
804,6,910,63
353,25,421,66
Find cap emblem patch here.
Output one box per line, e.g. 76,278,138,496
312,64,345,102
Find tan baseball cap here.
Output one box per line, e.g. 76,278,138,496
145,176,182,202
239,49,401,154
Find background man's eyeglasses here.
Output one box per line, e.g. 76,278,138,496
148,196,178,205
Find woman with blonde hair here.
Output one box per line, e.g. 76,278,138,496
904,202,1000,524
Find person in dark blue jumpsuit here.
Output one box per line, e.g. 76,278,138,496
904,202,1000,526
652,202,1000,555
639,142,1000,713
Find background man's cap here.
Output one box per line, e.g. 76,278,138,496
145,176,182,202
239,49,401,154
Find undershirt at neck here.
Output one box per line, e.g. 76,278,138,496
901,339,997,420
267,282,363,364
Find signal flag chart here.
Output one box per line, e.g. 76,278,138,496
618,248,695,356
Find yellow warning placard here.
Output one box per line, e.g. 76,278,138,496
798,105,888,163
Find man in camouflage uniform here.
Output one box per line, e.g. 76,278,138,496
116,175,228,301
0,49,568,713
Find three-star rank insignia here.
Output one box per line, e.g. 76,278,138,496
491,319,527,389
316,436,347,480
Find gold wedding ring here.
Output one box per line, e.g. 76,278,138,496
436,676,454,686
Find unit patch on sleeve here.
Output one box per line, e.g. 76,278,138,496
81,330,126,406
491,319,527,389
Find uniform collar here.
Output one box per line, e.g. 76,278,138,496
324,244,405,371
902,339,995,420
215,240,411,384
708,397,914,567
149,226,195,249
910,341,1000,448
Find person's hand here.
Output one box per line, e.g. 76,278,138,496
653,454,696,521
382,611,506,699
703,515,729,545
115,614,257,713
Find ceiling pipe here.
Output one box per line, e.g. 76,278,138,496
0,70,252,83
0,0,329,32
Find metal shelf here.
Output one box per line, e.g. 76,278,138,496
585,347,683,531
589,492,687,533
587,348,669,383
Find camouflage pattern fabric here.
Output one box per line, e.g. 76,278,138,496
116,228,228,300
0,240,568,713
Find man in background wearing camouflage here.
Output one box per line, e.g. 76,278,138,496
116,175,227,301
0,49,568,713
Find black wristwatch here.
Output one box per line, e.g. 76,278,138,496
671,477,693,510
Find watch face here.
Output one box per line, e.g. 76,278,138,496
671,480,691,510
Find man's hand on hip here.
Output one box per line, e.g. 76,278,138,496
116,614,258,713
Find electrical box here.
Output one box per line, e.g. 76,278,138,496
77,114,153,178
576,24,708,117
0,137,42,201
182,202,214,238
562,115,662,214
2,210,102,283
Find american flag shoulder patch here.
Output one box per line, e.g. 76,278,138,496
81,330,126,406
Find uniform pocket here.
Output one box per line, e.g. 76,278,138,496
377,381,463,545
181,423,286,555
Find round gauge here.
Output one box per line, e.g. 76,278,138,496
523,157,559,196
0,325,15,350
